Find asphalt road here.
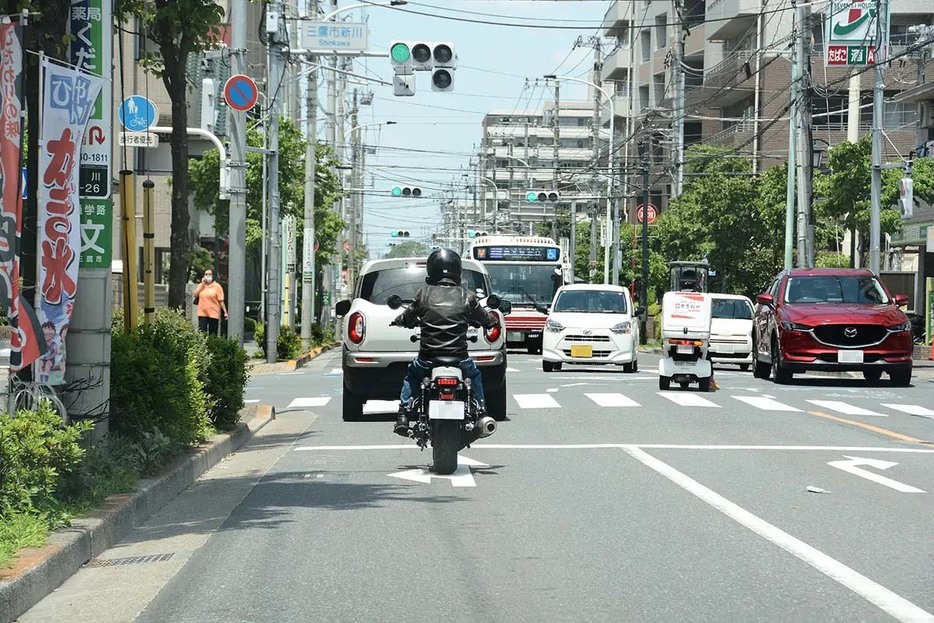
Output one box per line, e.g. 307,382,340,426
20,350,934,623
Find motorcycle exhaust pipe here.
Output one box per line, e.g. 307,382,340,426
476,416,497,438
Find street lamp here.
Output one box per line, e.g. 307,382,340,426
545,74,615,285
321,0,407,22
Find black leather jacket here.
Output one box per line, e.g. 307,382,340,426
392,281,496,359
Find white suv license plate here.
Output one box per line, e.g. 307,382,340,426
838,350,864,364
429,400,466,420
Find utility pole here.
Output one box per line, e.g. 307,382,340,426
589,40,607,284
265,0,285,363
227,0,248,345
300,0,318,349
324,0,338,333
349,90,359,288
784,0,799,271
672,0,686,198
869,0,887,275
552,79,560,195
639,136,650,345
795,1,813,268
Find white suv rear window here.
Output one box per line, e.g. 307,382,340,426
359,267,489,304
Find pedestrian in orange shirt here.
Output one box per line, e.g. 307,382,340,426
193,269,228,336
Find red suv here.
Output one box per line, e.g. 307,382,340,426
752,268,913,385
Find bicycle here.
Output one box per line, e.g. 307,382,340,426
6,377,69,426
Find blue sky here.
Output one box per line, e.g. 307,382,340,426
328,0,614,255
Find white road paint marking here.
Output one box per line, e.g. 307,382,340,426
733,396,800,412
513,394,561,409
586,393,641,408
827,456,925,493
881,404,934,419
294,443,934,453
546,388,559,393
388,455,488,487
657,392,720,408
363,400,400,414
623,446,934,623
244,399,260,404
324,368,343,376
561,382,590,388
287,397,332,408
506,367,520,372
807,400,886,417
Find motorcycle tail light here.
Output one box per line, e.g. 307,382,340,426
437,377,459,386
439,391,456,401
485,312,502,343
348,312,365,344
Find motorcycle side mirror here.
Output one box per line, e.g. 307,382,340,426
387,294,403,310
499,300,512,315
486,294,502,310
335,300,351,317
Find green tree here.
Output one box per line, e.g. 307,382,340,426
384,240,430,258
116,0,225,309
188,121,344,287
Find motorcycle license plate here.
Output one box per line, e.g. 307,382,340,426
429,400,465,420
571,345,593,358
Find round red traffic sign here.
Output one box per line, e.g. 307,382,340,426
636,204,658,224
223,74,259,112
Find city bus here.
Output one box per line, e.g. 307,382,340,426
468,235,567,353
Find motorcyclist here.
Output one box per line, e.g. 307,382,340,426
390,248,497,437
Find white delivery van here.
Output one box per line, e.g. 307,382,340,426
658,290,713,391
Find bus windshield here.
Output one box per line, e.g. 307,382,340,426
485,264,561,308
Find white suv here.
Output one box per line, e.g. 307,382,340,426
335,257,509,422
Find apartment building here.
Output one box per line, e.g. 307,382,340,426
601,0,934,217
475,99,612,232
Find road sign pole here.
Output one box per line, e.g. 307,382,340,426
227,6,250,346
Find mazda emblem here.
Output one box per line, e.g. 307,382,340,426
844,327,857,338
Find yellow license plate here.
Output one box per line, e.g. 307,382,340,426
570,345,593,358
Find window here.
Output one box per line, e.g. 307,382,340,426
553,290,628,314
712,298,753,320
653,73,666,105
785,275,890,305
813,95,848,130
614,79,629,96
639,85,650,110
655,15,667,49
360,267,488,304
641,29,652,62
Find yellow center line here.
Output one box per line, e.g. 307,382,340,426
807,410,927,444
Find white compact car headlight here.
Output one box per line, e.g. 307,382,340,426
610,321,632,334
545,319,564,333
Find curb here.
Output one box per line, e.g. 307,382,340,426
287,342,339,370
0,404,277,623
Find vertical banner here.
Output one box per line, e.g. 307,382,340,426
35,59,104,385
0,21,45,371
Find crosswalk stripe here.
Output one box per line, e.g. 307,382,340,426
806,400,885,417
881,404,934,418
585,393,641,408
514,394,561,409
287,397,332,408
657,392,720,408
733,396,800,412
363,400,400,414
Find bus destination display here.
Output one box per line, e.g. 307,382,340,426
473,246,560,262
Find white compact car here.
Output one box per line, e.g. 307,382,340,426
708,294,755,370
541,284,644,372
335,257,509,422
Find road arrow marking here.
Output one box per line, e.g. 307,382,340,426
388,454,489,487
827,455,925,493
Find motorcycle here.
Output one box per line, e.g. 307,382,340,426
388,293,502,475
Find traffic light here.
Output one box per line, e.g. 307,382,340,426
389,41,413,75
526,190,559,203
390,230,411,238
466,230,489,239
411,42,433,71
431,42,456,92
391,186,422,198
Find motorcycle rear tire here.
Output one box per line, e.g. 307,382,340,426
432,420,460,475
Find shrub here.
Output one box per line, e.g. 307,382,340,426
311,324,334,347
254,321,265,347
277,326,302,360
243,316,257,336
0,403,91,516
204,336,249,430
110,308,213,449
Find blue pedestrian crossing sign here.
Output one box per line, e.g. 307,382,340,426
118,95,158,132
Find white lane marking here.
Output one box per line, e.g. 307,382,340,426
623,446,934,623
657,392,720,408
294,443,934,453
807,400,886,417
363,400,400,414
827,456,925,493
586,393,641,408
506,367,520,372
733,396,800,412
244,399,260,404
513,394,561,409
287,397,332,408
546,388,559,393
324,368,343,376
881,404,934,419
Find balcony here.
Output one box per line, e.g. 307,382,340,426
705,0,759,40
601,93,631,126
705,122,755,149
684,22,706,60
602,46,632,82
602,1,632,38
701,49,758,106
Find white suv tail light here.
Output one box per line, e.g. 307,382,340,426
348,311,365,344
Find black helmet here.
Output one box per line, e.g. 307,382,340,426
426,247,462,285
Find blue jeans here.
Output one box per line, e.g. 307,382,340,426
400,356,484,408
